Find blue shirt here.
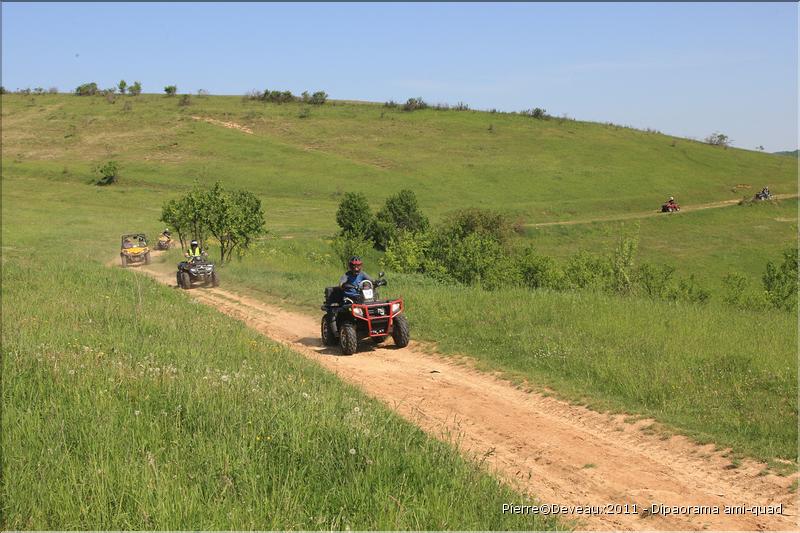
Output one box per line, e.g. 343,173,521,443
339,271,373,298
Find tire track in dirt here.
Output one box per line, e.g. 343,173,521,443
120,254,798,531
527,194,799,228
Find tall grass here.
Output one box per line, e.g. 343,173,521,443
222,237,798,462
2,253,560,530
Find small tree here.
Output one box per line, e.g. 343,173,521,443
310,91,328,105
164,85,177,96
75,82,98,96
705,132,731,147
204,182,266,263
129,81,142,96
336,192,374,240
160,198,188,249
373,189,429,250
94,160,119,185
118,80,127,94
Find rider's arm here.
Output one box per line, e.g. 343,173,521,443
339,274,351,288
362,272,373,282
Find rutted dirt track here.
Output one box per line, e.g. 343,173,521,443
124,255,797,530
528,194,799,228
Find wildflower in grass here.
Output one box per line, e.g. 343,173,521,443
221,374,230,382
302,392,309,399
68,369,75,375
349,448,356,455
353,406,361,414
134,410,141,416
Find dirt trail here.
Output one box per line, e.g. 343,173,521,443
528,194,799,228
190,116,254,134
120,254,797,530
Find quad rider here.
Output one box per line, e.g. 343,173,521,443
324,256,373,337
186,240,203,259
340,256,373,301
757,186,771,200
666,196,676,207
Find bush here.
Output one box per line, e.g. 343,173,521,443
762,248,798,311
164,85,177,96
437,208,514,246
516,247,563,290
0,86,5,94
403,97,428,112
521,107,549,119
635,262,675,299
47,87,58,94
563,251,612,291
75,82,98,96
310,91,328,105
128,81,142,96
335,192,374,240
330,234,373,269
382,231,430,274
118,80,127,94
94,160,119,185
298,107,310,119
178,94,191,107
669,275,711,304
384,100,398,108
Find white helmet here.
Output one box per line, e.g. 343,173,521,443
669,196,674,201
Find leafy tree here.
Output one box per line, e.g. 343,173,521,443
75,82,98,96
202,183,265,263
160,198,189,250
118,80,127,94
161,183,265,263
373,189,429,250
94,160,119,185
164,85,177,96
128,81,142,96
705,132,731,147
336,192,374,240
0,86,5,94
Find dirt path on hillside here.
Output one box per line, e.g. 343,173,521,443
190,116,254,134
116,254,798,530
528,194,799,228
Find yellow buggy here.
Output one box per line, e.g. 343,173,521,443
120,233,151,267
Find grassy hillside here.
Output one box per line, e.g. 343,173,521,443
3,92,797,474
2,179,560,530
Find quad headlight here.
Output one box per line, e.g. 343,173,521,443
352,307,364,317
391,303,401,314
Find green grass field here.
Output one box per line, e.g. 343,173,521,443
2,92,797,525
2,178,561,530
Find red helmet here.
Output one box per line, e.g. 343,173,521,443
348,256,363,271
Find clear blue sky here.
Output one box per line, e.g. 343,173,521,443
3,2,797,151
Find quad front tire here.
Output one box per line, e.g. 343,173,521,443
121,255,128,268
211,272,219,287
339,322,358,355
145,252,151,265
180,272,191,290
392,314,410,348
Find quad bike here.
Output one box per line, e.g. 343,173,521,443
120,233,151,267
320,273,409,355
754,190,772,201
176,254,219,289
156,234,174,250
661,202,680,213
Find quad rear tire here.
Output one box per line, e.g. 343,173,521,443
321,316,337,346
145,252,151,265
176,272,183,288
180,272,191,290
339,322,358,355
392,314,410,348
